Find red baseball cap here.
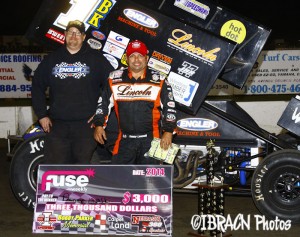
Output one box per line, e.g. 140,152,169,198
126,40,148,57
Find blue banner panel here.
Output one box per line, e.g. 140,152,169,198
33,165,173,236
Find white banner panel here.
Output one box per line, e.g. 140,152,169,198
0,54,45,98
235,50,300,95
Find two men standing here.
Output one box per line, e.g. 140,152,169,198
32,20,177,165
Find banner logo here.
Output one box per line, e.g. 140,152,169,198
168,72,199,106
37,212,56,230
41,169,95,191
52,62,89,79
123,9,159,28
87,38,102,49
177,118,218,131
112,84,161,101
167,29,220,63
178,61,199,78
174,0,210,20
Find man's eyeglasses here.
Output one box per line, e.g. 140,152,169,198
66,30,82,37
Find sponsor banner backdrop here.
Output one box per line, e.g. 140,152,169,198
33,165,173,236
0,54,45,98
26,0,236,114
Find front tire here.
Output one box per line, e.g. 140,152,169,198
9,135,45,211
251,149,300,223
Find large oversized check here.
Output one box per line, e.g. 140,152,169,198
33,165,173,236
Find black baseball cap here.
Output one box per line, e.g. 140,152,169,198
66,20,86,34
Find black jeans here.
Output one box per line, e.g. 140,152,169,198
43,120,96,164
111,136,159,164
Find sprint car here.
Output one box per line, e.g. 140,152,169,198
7,99,300,223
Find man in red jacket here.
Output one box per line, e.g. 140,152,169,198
93,40,177,164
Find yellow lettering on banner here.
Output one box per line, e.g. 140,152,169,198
88,13,104,27
88,0,113,28
168,29,220,62
96,0,113,13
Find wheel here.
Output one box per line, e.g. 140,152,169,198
251,149,300,223
9,134,45,211
9,134,112,211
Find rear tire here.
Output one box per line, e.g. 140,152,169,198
9,135,45,211
9,134,112,211
251,149,300,223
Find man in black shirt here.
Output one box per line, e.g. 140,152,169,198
32,20,113,164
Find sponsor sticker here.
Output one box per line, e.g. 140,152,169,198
112,84,161,101
168,72,199,106
103,41,124,59
45,28,65,44
167,101,175,108
87,38,102,50
92,30,106,40
103,54,119,69
103,31,130,59
152,51,173,64
148,57,171,75
106,30,129,48
168,92,174,100
166,113,176,122
220,20,247,44
177,61,199,78
123,9,159,28
174,0,210,20
109,69,124,79
177,118,218,131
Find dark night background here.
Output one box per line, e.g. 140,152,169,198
1,0,299,47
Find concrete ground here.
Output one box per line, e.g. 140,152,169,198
1,139,299,237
